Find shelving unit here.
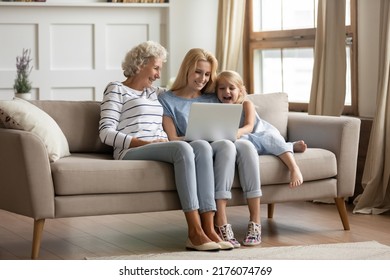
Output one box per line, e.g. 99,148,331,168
0,2,169,7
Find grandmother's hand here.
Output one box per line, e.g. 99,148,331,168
151,138,169,143
129,137,168,148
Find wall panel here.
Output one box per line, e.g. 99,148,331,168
0,3,169,101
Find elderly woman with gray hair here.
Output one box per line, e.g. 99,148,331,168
99,41,233,251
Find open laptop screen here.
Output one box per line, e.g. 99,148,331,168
184,103,242,142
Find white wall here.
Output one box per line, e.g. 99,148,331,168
45,0,219,80
168,0,218,77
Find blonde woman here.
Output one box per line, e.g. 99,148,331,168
158,49,262,247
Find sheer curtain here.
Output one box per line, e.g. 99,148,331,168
353,0,390,214
216,0,246,71
308,0,346,116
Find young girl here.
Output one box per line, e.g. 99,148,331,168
216,70,307,188
158,49,262,248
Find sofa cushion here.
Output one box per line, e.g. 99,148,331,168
232,148,337,189
0,98,70,162
246,92,289,139
51,148,336,196
31,100,112,154
51,153,176,195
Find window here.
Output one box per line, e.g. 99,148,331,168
244,0,357,114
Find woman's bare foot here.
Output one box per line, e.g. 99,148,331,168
293,140,307,153
203,227,234,250
290,167,303,188
203,227,224,243
188,231,213,246
186,211,215,246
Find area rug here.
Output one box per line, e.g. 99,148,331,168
87,241,390,260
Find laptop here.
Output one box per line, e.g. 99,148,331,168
184,103,243,142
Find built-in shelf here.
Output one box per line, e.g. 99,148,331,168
0,2,169,8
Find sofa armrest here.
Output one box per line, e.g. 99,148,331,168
0,128,55,219
287,113,361,198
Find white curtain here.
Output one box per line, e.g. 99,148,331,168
216,0,246,71
353,0,390,215
308,0,346,116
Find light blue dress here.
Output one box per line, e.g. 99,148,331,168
240,112,293,156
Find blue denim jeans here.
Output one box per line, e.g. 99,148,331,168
214,140,262,200
122,140,236,213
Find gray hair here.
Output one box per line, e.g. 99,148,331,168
122,41,168,78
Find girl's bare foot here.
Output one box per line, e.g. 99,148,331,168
293,140,307,153
290,167,303,188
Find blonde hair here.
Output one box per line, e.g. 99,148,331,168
216,70,247,104
171,48,218,94
122,41,167,78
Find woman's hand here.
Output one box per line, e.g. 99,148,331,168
162,116,184,141
129,137,168,148
167,136,185,141
151,138,169,143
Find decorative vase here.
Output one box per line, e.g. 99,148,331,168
15,92,32,100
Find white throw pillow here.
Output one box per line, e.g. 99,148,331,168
246,92,289,139
0,98,70,162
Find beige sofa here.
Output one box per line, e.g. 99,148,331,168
0,93,361,259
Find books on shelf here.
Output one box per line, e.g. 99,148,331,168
109,0,168,3
2,0,167,3
2,1,47,2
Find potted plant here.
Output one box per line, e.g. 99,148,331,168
14,48,33,100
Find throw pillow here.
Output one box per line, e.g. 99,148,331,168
0,98,71,162
246,92,289,139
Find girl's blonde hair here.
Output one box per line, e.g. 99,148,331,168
216,70,247,104
171,48,218,94
122,41,167,78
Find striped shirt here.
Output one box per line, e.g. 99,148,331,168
99,82,168,159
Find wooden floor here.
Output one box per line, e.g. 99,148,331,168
1,201,390,260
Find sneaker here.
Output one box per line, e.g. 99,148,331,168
215,224,241,248
243,221,261,246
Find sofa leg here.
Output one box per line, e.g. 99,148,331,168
334,198,350,230
267,203,275,219
31,219,45,260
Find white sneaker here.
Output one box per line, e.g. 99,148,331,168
243,221,261,246
215,224,241,248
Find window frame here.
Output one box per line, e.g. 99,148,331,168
243,0,358,115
